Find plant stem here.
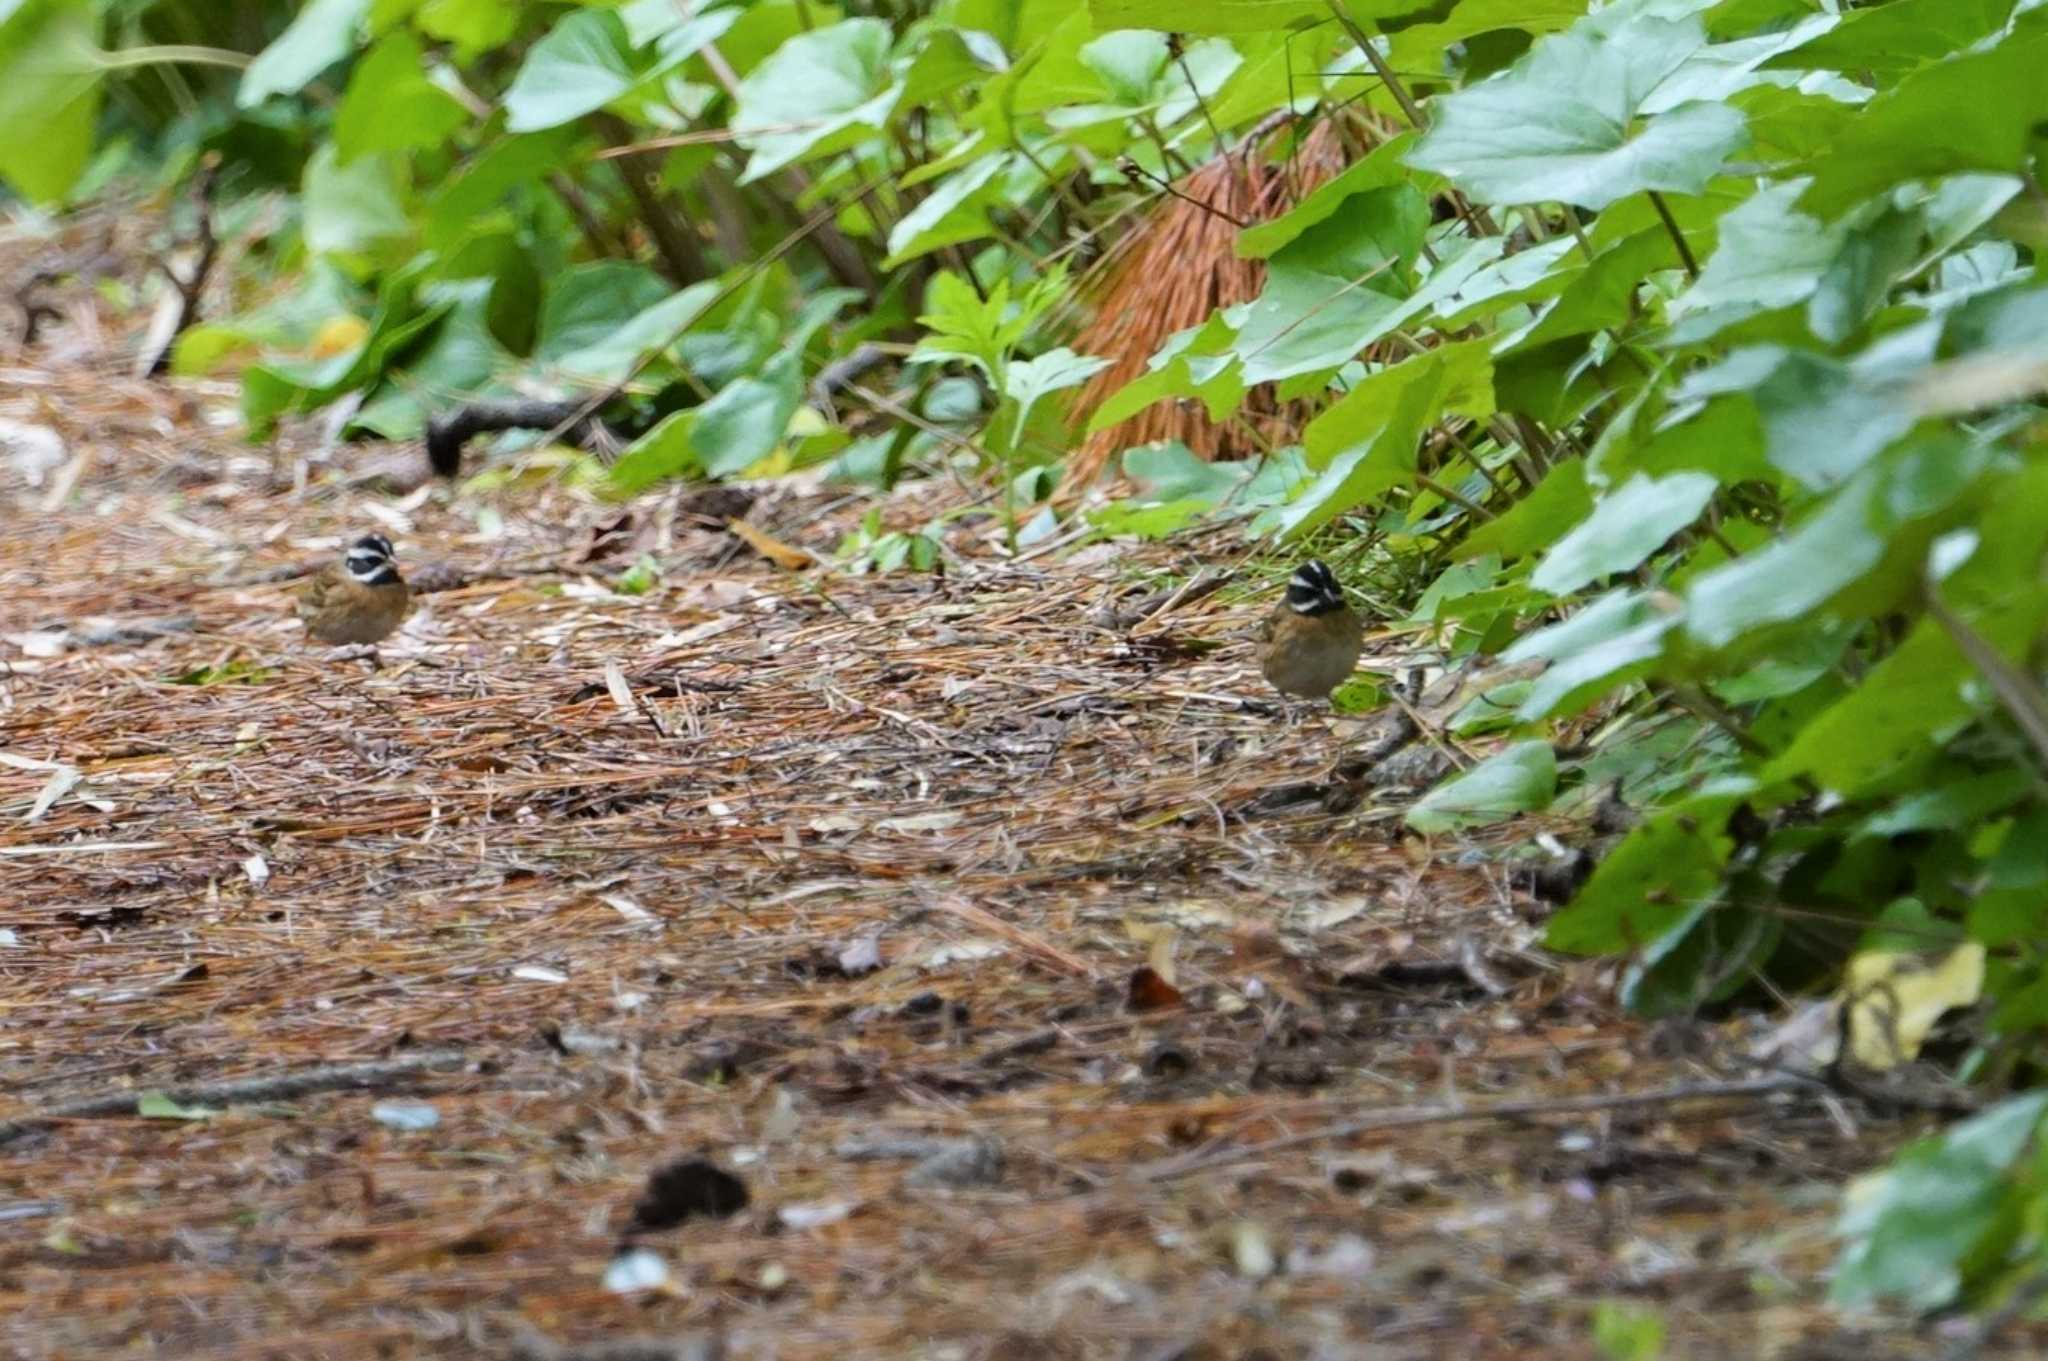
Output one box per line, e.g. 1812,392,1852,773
1649,191,1701,281
88,44,250,72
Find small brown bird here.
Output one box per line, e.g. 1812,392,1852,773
296,533,411,647
1259,559,1362,710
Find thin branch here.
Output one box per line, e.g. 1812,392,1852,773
1134,1073,1820,1182
1649,191,1701,281
1117,158,1248,229
0,1051,467,1147
1927,589,2048,768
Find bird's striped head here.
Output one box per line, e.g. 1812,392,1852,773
1284,559,1346,616
343,533,399,586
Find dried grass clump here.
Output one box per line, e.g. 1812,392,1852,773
1063,116,1391,490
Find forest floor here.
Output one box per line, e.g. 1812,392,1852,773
0,362,2022,1361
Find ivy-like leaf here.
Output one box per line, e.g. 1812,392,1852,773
1406,8,1749,209
732,19,901,183
1531,471,1718,597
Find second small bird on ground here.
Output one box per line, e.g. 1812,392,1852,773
1258,559,1362,714
296,533,412,648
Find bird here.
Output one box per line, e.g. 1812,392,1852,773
295,533,411,649
1258,559,1362,713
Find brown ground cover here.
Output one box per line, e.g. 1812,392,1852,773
0,361,2021,1360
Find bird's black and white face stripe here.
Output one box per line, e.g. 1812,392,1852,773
342,533,399,586
1285,559,1346,616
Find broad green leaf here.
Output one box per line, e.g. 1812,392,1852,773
1122,441,1252,506
1004,347,1112,413
352,283,510,439
732,19,900,183
334,29,466,163
536,262,672,361
1684,436,1993,650
1832,1094,2048,1311
1276,341,1493,536
424,128,579,250
1676,181,1847,317
1236,135,1419,260
1406,740,1557,834
1763,0,2017,78
1497,226,1682,353
1087,314,1246,432
1086,0,1352,33
416,0,518,57
607,410,702,494
1385,0,1590,72
1078,30,1166,104
1532,472,1718,596
302,144,411,258
884,153,1012,267
1516,610,1679,721
1678,346,1912,492
0,0,102,203
503,8,637,132
697,350,803,479
1234,185,1428,383
1460,459,1591,561
1406,9,1749,209
550,280,721,385
1799,31,2048,219
1545,786,1748,954
239,0,368,108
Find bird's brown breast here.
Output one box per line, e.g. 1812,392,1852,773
297,568,411,644
1260,604,1362,700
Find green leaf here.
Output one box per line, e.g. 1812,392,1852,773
423,128,579,251
732,18,900,183
1460,459,1591,561
696,350,803,479
1086,0,1340,33
606,410,702,495
1677,346,1913,492
550,280,721,385
1764,0,2016,78
1546,787,1747,954
302,143,411,259
1277,341,1493,537
1684,436,1993,650
1532,472,1718,596
1233,185,1429,384
1406,740,1557,834
416,0,519,57
0,0,103,203
1592,1301,1667,1361
334,29,466,163
1799,31,2048,219
1087,314,1246,432
1675,181,1846,317
884,154,1012,267
536,262,671,361
1237,135,1421,260
239,0,368,108
1122,441,1252,506
136,1091,219,1121
1004,347,1111,412
503,8,637,132
1832,1094,2048,1311
1406,8,1749,209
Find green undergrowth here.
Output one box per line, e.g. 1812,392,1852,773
7,0,2048,1324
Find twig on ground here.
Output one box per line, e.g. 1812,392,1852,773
1133,1073,1822,1182
0,1049,467,1146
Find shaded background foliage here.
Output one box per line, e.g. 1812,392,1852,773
7,0,2048,1320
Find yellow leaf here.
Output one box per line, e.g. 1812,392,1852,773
1841,942,1984,1070
727,518,815,570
